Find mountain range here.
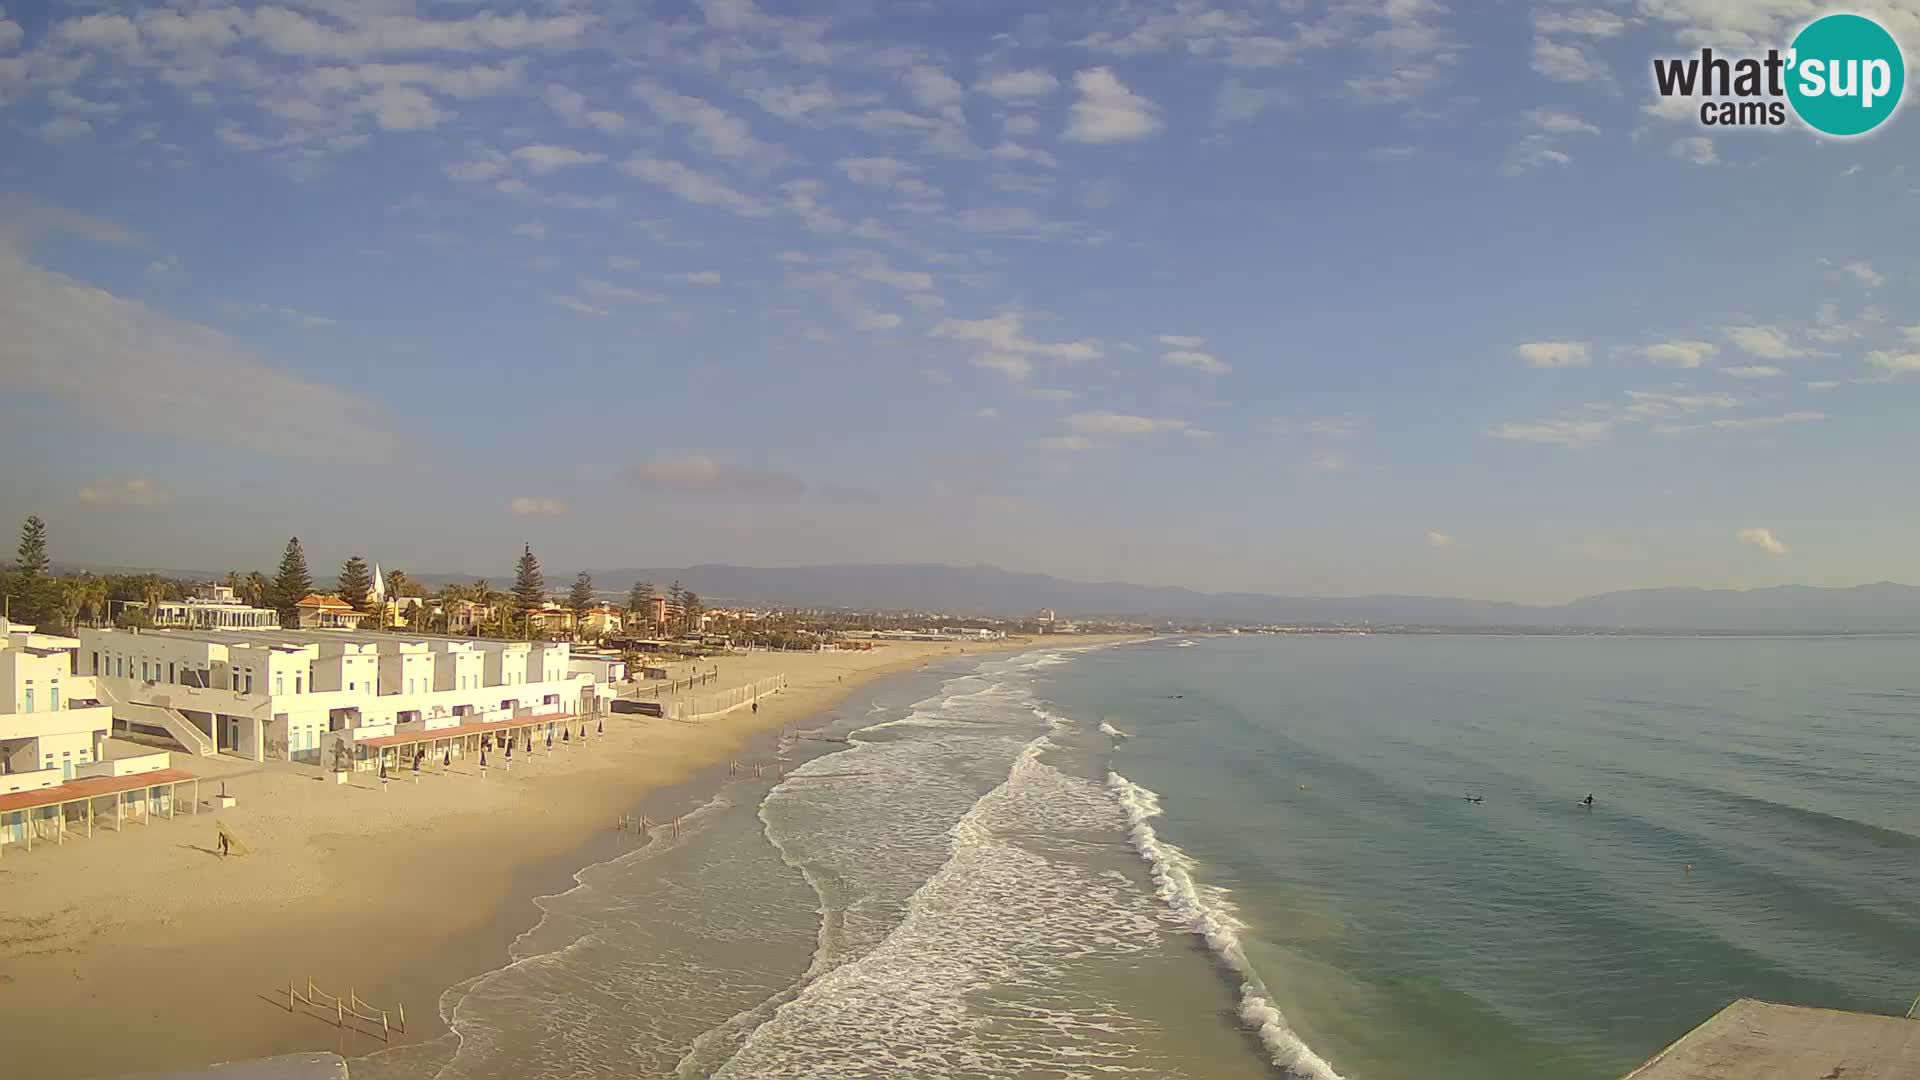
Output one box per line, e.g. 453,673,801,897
483,564,1920,634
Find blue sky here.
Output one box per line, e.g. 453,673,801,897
2,0,1919,604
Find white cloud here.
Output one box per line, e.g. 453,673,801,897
1534,9,1628,38
579,278,663,304
147,255,180,274
853,309,902,331
680,271,723,285
1425,529,1453,548
1622,390,1740,419
622,455,804,496
1022,387,1077,401
1066,67,1163,143
0,15,22,53
1867,349,1920,375
1670,136,1717,166
838,156,913,186
1515,340,1591,368
1159,334,1206,349
1526,108,1599,135
632,83,776,160
78,477,171,507
1706,412,1824,431
1720,364,1784,378
1736,527,1788,556
1066,411,1187,435
1725,325,1805,359
1164,349,1230,374
905,65,965,109
1487,417,1616,447
1641,340,1718,367
1499,135,1572,176
512,222,547,240
1806,380,1843,390
512,144,606,174
549,294,611,318
1035,434,1098,452
495,180,615,211
620,156,769,216
0,234,401,464
1902,325,1920,347
40,117,94,142
979,69,1059,101
1532,39,1609,83
241,8,593,59
509,497,567,517
356,84,447,131
932,312,1103,372
973,352,1033,381
968,407,1001,420
1841,260,1882,288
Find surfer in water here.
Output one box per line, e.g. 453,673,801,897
1582,793,1595,808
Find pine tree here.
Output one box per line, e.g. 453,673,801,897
667,580,686,634
272,537,313,627
569,571,595,638
683,590,703,633
512,544,546,633
625,581,652,619
11,515,51,623
338,556,373,612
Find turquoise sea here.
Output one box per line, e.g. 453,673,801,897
354,635,1920,1080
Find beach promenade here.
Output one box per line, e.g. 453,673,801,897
0,636,1125,1080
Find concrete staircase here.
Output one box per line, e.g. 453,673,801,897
92,680,216,756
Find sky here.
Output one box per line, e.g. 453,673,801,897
2,0,1919,605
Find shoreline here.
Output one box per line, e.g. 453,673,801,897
0,635,1140,1080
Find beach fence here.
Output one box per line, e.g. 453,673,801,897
287,977,405,1041
664,674,787,723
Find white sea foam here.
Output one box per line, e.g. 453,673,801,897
710,673,1174,1079
1108,772,1346,1080
1100,721,1128,738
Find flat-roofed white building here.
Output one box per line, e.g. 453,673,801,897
0,618,114,783
139,584,280,631
77,627,609,766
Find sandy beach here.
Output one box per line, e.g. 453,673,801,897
0,636,1135,1080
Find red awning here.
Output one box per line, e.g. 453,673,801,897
0,768,200,814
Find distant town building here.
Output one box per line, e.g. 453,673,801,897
525,605,577,638
293,593,371,630
581,604,624,638
444,599,494,635
136,584,280,631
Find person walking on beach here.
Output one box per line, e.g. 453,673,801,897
217,828,230,858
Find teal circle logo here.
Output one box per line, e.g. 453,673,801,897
1787,14,1905,136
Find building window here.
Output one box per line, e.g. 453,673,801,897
295,674,302,693
23,688,34,713
276,676,284,695
50,687,59,710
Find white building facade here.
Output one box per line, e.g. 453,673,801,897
0,618,114,785
78,627,611,766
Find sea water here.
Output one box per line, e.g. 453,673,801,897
356,635,1920,1079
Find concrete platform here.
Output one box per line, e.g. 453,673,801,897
1624,999,1920,1080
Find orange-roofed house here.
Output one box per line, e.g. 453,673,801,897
294,594,371,630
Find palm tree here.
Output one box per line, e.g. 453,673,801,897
57,579,86,633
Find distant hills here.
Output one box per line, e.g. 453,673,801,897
50,559,1920,633
553,564,1920,634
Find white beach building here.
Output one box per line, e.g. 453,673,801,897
0,618,114,785
138,584,280,631
77,627,613,766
